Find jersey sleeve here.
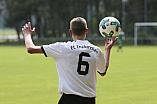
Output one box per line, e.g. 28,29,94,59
41,42,63,60
97,49,106,73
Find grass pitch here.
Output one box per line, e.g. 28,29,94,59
0,46,156,104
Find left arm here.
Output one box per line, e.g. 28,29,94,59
22,22,43,54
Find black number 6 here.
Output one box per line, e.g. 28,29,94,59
77,52,90,75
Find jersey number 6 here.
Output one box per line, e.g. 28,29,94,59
77,52,91,75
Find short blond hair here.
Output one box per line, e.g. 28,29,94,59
70,17,87,36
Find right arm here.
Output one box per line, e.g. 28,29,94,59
98,37,118,76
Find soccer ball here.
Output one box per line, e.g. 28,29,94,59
99,17,121,38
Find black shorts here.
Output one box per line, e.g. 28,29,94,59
58,93,95,104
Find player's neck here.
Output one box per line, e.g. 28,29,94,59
72,35,86,41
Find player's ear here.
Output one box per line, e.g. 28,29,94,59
69,29,73,36
85,28,88,35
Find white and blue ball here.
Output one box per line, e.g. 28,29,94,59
99,17,121,38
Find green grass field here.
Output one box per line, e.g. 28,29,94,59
0,46,157,104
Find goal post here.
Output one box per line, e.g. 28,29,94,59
134,22,157,46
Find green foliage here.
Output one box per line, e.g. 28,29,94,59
3,0,157,39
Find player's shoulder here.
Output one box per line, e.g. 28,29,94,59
45,41,69,49
53,41,75,48
53,41,71,45
89,43,101,50
86,41,100,49
86,41,103,54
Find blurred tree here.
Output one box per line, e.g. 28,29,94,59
0,0,3,15
4,0,30,40
3,0,157,40
147,0,157,22
126,0,145,37
31,0,49,38
4,0,48,39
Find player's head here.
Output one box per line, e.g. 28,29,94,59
70,17,88,36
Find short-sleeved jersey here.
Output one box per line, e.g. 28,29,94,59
42,40,106,97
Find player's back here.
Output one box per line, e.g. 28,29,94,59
56,40,101,97
42,40,105,97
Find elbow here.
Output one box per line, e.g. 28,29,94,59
99,66,109,77
27,50,33,54
98,71,106,77
106,65,109,71
27,47,34,54
100,72,106,76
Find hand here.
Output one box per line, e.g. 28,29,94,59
22,22,35,36
104,37,118,50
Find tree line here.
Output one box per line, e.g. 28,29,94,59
2,0,157,39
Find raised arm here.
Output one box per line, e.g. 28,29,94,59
22,22,43,54
99,37,118,76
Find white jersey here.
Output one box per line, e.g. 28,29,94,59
42,40,106,97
